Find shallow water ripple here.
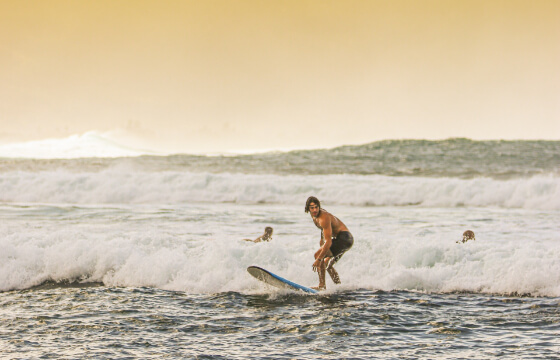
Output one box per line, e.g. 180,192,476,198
1,286,559,359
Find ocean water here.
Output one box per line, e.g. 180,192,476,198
1,138,559,359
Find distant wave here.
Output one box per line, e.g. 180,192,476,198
1,170,558,209
0,132,156,159
2,138,558,178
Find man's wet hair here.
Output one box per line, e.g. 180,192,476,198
457,230,475,244
463,230,475,242
262,227,273,240
305,196,321,213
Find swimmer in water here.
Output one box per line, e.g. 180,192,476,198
457,230,475,244
244,227,273,243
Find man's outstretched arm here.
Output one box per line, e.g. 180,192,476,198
313,217,332,270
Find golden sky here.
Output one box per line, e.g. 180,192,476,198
1,0,559,152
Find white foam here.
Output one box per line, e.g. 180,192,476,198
0,169,558,210
349,236,560,296
1,221,559,296
0,131,156,159
0,131,329,159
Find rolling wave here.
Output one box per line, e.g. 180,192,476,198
1,169,558,209
2,137,559,179
0,132,155,159
1,228,559,296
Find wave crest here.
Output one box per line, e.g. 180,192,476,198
2,232,559,296
0,169,558,209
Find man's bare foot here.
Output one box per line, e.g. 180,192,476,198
311,285,326,291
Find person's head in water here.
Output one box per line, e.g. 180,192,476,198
305,196,321,217
263,227,273,241
458,230,475,243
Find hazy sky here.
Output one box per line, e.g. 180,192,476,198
1,0,559,152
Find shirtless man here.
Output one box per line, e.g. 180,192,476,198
305,196,354,290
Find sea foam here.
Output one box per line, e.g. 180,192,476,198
0,132,154,159
1,169,558,209
1,226,559,296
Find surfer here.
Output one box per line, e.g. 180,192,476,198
305,196,353,290
244,227,273,243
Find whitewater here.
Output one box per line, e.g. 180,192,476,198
1,135,559,359
1,170,558,210
1,202,559,296
1,136,559,294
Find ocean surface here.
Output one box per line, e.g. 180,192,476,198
1,138,559,359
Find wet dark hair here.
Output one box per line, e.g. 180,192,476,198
457,230,475,244
305,196,321,213
462,230,475,241
262,227,273,241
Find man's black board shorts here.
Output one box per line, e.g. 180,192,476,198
329,231,353,264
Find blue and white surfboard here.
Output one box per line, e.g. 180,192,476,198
247,266,318,294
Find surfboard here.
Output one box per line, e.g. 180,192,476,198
247,266,318,294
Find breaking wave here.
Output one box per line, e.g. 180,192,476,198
1,227,559,296
0,169,558,209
